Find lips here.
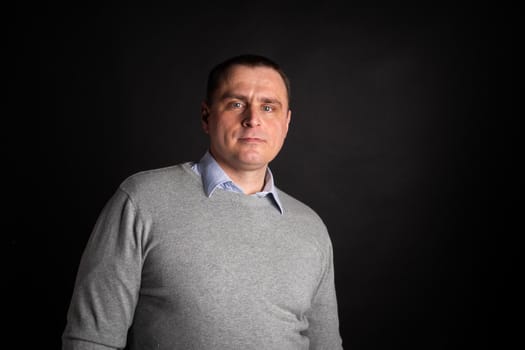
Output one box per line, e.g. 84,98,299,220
238,137,266,143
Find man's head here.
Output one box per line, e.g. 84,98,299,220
201,54,292,176
205,54,291,108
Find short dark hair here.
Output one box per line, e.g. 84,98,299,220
205,54,291,108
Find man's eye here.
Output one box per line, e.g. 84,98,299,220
232,102,243,108
262,105,273,112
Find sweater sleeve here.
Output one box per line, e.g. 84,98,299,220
62,188,145,350
304,240,344,349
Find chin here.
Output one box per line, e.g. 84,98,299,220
236,155,269,169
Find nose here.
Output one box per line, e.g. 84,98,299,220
241,106,262,127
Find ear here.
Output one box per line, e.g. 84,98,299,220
284,109,292,134
201,102,210,134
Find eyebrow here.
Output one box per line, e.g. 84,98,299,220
220,93,283,106
219,93,248,102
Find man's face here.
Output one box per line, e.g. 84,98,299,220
202,65,291,174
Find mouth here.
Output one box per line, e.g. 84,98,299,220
238,137,266,143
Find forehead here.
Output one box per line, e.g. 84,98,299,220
218,65,288,99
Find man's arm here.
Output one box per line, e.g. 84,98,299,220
304,240,344,349
62,188,144,350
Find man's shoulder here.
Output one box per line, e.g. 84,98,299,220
276,187,315,212
118,162,198,199
276,188,333,250
277,188,326,226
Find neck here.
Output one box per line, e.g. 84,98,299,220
207,150,270,195
226,167,267,195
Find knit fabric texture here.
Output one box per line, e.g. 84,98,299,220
63,163,342,349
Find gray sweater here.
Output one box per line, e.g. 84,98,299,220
63,163,343,349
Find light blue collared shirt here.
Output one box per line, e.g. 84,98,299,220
191,151,284,214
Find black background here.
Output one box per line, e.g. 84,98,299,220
11,2,488,349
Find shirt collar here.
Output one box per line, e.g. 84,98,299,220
192,151,284,214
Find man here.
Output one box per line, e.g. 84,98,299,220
63,54,343,349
